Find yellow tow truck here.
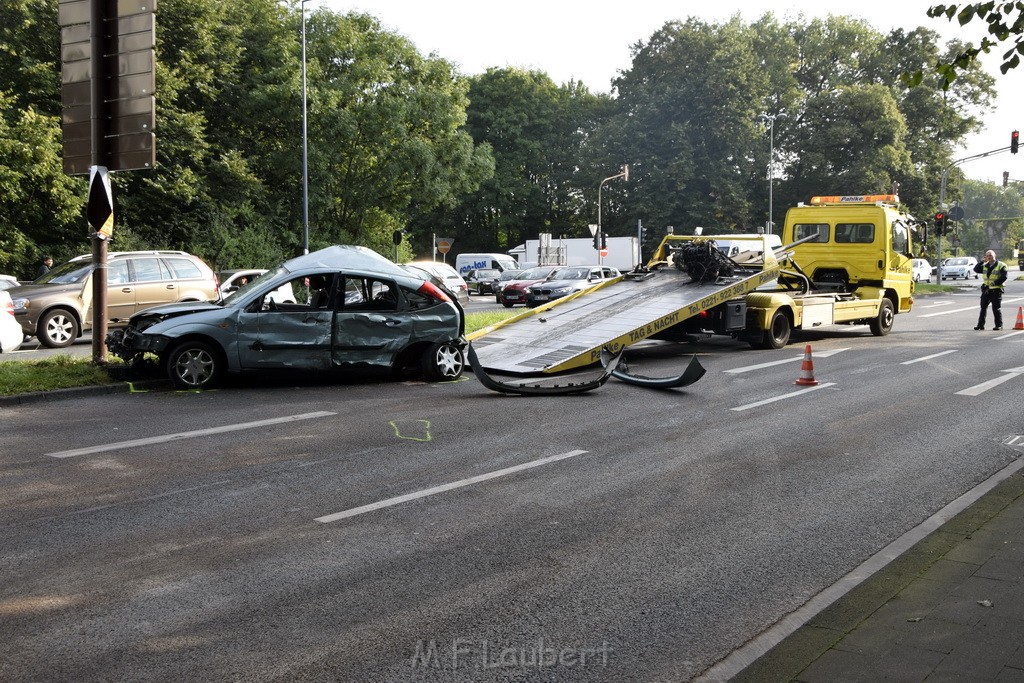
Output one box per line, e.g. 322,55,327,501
659,193,918,348
469,194,919,385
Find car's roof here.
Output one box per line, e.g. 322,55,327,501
284,245,411,278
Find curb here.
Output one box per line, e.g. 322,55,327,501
0,379,169,407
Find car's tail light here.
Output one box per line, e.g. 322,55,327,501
419,281,451,303
1,299,13,315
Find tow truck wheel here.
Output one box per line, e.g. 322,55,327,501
754,310,791,349
421,342,465,381
869,299,895,336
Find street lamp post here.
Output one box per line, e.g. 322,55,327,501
755,113,785,234
597,165,629,264
300,0,310,255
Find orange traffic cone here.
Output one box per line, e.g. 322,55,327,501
794,344,819,386
1015,306,1024,331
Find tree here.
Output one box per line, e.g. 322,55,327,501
925,3,1024,86
604,17,771,234
418,68,608,254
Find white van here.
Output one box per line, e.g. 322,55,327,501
454,252,519,276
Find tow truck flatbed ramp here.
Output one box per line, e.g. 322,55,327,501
471,261,779,375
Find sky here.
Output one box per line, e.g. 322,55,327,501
322,0,1022,188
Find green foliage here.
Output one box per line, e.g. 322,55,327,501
926,3,1024,86
0,1,1004,275
0,355,114,396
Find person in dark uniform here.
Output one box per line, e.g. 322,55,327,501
973,250,1009,330
36,256,53,278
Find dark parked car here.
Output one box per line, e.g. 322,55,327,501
463,268,502,295
491,269,524,302
495,266,559,308
107,246,467,390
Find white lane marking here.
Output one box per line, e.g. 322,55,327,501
995,330,1024,340
918,301,953,308
900,349,958,365
315,449,588,523
920,305,977,318
730,383,837,412
47,411,337,459
955,372,1023,396
725,348,849,374
920,296,1024,318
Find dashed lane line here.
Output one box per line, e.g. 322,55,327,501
315,449,588,523
46,411,337,459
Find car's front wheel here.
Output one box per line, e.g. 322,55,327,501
421,342,464,381
38,308,79,348
165,340,225,390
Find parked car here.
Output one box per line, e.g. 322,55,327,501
463,268,502,295
491,269,524,303
218,269,296,304
940,256,979,280
0,274,20,291
526,265,622,307
911,258,932,282
497,266,559,308
0,291,24,353
106,245,467,390
400,261,470,306
8,250,219,348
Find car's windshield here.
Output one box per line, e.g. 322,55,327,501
551,267,590,280
950,258,968,265
34,260,93,285
498,270,522,281
222,266,286,304
521,267,555,279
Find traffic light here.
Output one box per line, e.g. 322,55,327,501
1004,171,1010,187
601,233,608,250
1012,130,1019,154
934,212,946,235
593,231,601,250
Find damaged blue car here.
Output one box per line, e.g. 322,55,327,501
106,246,466,390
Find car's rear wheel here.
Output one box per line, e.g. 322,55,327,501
38,308,78,348
165,340,225,390
421,342,464,381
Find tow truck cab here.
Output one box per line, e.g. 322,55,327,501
783,194,916,313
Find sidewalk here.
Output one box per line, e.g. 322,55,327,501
714,465,1024,682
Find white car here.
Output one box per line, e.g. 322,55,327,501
940,257,979,280
911,258,932,282
0,291,24,353
401,261,470,306
218,269,296,303
0,274,20,291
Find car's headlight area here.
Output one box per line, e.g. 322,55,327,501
128,331,172,352
549,286,572,295
12,298,29,311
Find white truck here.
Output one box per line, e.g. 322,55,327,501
509,235,640,272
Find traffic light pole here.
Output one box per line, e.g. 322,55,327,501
935,143,1012,284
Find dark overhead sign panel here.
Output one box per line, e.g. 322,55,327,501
59,0,157,175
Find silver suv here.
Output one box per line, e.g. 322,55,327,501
9,250,218,348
